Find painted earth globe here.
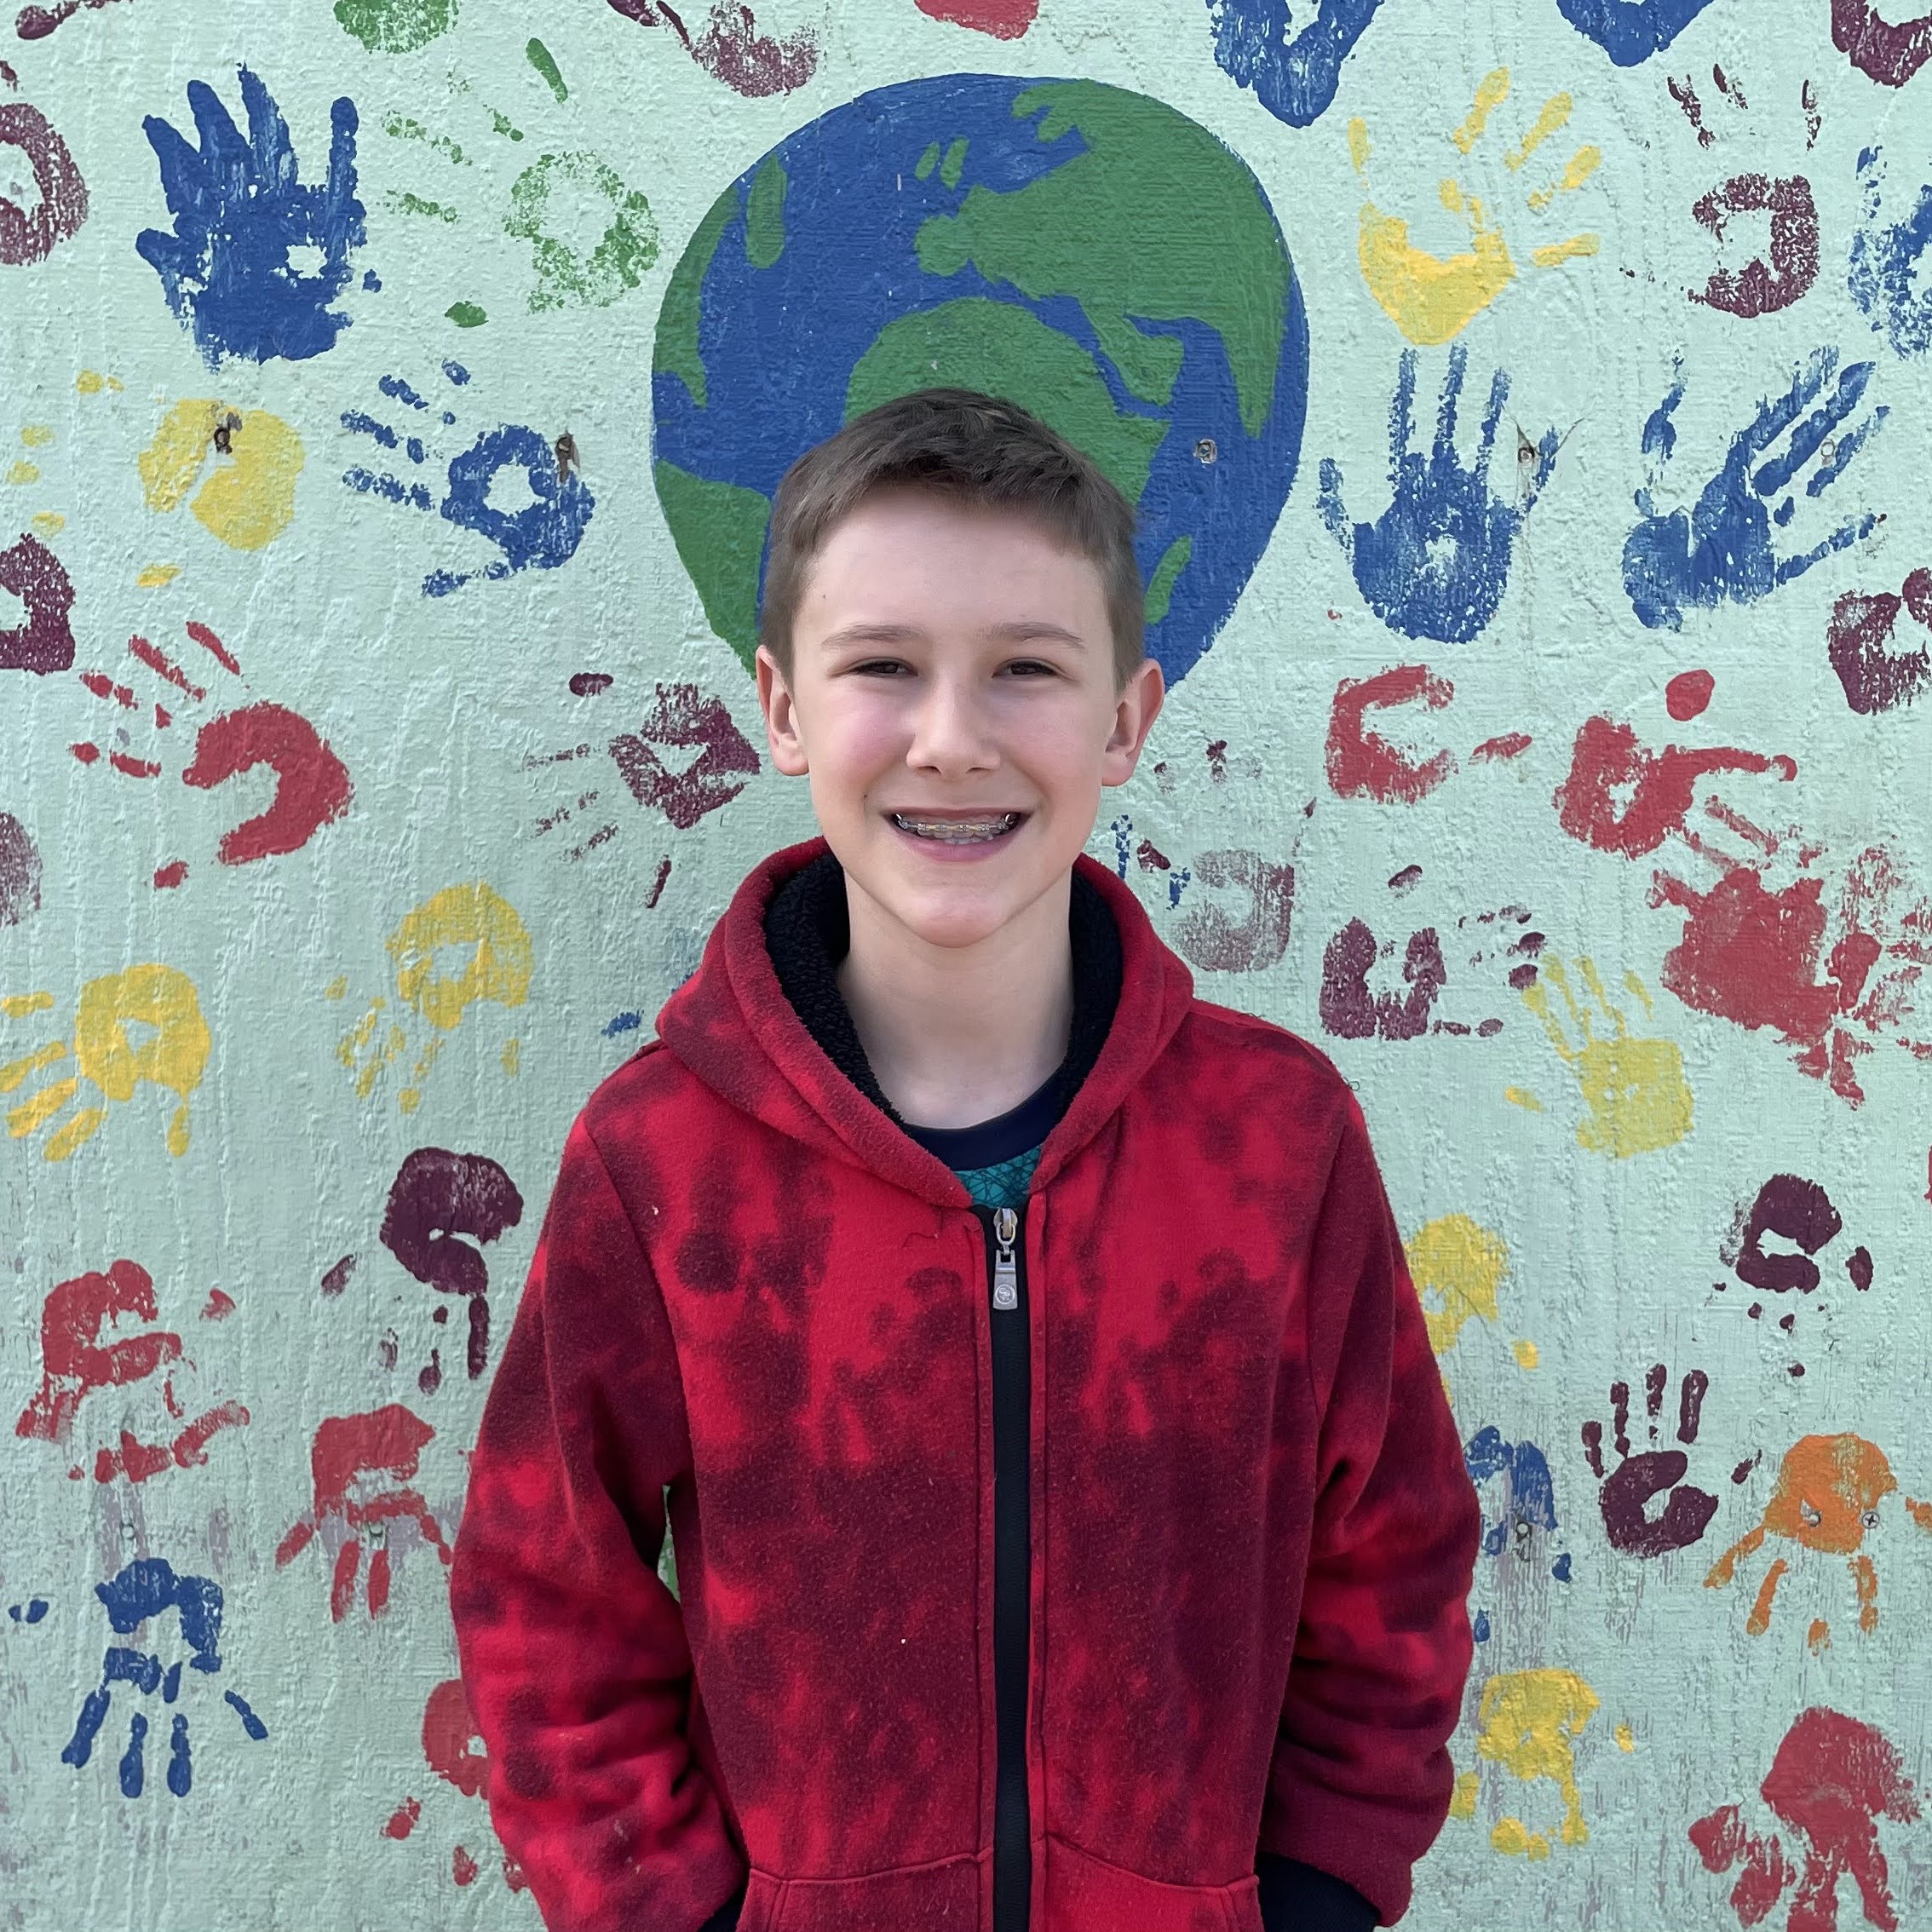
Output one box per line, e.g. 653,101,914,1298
651,73,1308,686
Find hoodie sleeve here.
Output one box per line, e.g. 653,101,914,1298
1259,1091,1481,1925
450,1116,745,1932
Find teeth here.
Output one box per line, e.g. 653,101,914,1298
894,813,1021,842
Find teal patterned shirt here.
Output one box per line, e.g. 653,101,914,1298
951,1144,1043,1210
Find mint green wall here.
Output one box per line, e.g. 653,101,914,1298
2,2,1929,1928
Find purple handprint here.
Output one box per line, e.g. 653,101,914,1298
137,67,367,366
1623,349,1887,631
1319,348,1558,645
1205,0,1386,128
1582,1364,1718,1557
62,1557,267,1797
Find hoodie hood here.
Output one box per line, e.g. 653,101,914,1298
654,836,1196,1208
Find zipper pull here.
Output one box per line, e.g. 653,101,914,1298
992,1206,1019,1312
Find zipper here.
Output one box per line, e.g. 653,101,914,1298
977,1201,1031,1932
992,1205,1019,1309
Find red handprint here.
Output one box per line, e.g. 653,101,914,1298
1325,663,1532,808
1692,1706,1920,1932
1552,681,1929,1102
274,1405,452,1621
1651,819,1930,1106
1554,710,1794,859
382,1676,528,1893
14,1259,250,1483
71,620,351,888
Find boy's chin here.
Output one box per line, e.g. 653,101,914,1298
837,842,1071,955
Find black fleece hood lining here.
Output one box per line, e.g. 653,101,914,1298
762,849,1124,1146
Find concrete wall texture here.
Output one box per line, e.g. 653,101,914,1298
2,0,1929,1926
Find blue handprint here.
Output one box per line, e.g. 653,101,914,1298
62,1558,267,1798
1318,347,1558,645
1849,147,1932,359
137,67,368,366
342,363,595,596
1555,0,1719,65
1622,349,1887,632
1205,0,1385,128
1463,1426,1570,1642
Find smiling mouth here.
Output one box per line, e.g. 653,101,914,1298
890,811,1025,843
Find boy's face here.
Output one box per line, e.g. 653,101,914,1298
756,487,1164,953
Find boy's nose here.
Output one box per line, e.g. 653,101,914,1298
906,676,998,773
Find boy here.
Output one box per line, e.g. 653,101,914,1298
451,390,1480,1932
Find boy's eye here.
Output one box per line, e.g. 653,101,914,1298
1002,660,1056,676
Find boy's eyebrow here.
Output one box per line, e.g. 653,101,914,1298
817,620,1088,650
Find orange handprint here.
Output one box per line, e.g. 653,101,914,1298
1705,1434,1932,1643
2,964,210,1159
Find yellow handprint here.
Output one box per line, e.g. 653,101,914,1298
1451,1668,1609,1859
1405,1213,1538,1395
1519,958,1693,1158
333,882,532,1114
1349,68,1601,346
138,400,304,552
1,966,211,1160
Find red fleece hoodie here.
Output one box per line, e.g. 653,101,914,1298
451,837,1480,1932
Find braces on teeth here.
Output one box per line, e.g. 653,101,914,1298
894,814,1021,842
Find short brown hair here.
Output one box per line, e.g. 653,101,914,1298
759,388,1145,692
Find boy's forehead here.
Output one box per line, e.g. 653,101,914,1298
799,488,1106,633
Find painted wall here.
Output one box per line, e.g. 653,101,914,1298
2,0,1929,1926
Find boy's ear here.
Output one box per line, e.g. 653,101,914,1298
1101,656,1166,786
756,644,810,777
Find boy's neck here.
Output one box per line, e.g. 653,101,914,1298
836,869,1075,1131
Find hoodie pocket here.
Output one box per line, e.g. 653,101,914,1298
738,1868,785,1932
1044,1833,1262,1932
753,1851,981,1931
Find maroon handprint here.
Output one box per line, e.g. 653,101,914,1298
1320,917,1446,1040
1832,0,1932,89
1582,1364,1718,1557
1726,1174,1873,1302
0,99,88,265
1690,174,1820,317
0,530,76,673
378,1147,524,1394
1827,569,1930,715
